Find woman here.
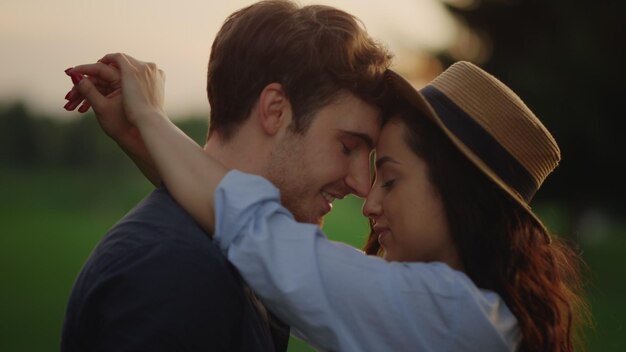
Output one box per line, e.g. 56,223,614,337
64,55,588,351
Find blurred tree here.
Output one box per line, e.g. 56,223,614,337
62,114,100,167
0,102,209,175
0,102,40,166
443,0,626,220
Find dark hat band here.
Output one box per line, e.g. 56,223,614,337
421,85,538,202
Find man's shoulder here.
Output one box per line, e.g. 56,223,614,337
81,187,235,285
112,186,208,241
105,187,213,249
61,188,272,351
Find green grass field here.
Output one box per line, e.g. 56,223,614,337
1,167,624,351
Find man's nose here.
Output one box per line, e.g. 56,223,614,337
345,156,371,198
362,188,381,219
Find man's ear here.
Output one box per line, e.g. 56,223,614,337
258,83,292,136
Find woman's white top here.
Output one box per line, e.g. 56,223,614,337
213,170,520,351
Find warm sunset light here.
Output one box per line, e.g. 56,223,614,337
0,0,465,118
2,2,623,351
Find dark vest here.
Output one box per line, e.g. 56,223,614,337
61,187,289,351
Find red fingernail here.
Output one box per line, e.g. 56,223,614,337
64,91,72,100
70,73,83,85
65,99,83,111
78,104,89,113
65,67,73,74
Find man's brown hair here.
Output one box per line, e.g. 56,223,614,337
207,0,392,140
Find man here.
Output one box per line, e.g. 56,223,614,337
61,1,391,351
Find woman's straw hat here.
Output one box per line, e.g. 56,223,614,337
386,62,560,240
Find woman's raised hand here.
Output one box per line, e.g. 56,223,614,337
65,53,224,233
63,53,167,186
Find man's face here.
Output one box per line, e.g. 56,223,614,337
266,92,381,225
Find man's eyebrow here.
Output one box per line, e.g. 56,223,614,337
375,156,399,169
339,130,375,149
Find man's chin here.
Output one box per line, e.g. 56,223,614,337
303,217,325,227
293,212,325,227
285,200,326,226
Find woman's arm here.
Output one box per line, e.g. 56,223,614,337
135,113,226,232
71,53,226,233
115,129,163,187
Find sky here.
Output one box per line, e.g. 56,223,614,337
0,0,460,119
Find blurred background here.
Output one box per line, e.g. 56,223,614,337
1,0,624,350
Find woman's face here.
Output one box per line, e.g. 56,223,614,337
363,119,460,267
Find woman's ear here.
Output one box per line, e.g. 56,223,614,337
258,83,292,136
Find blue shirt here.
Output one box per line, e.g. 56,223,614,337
214,170,520,351
62,186,289,352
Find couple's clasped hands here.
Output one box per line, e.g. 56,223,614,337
64,53,166,143
64,53,174,187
